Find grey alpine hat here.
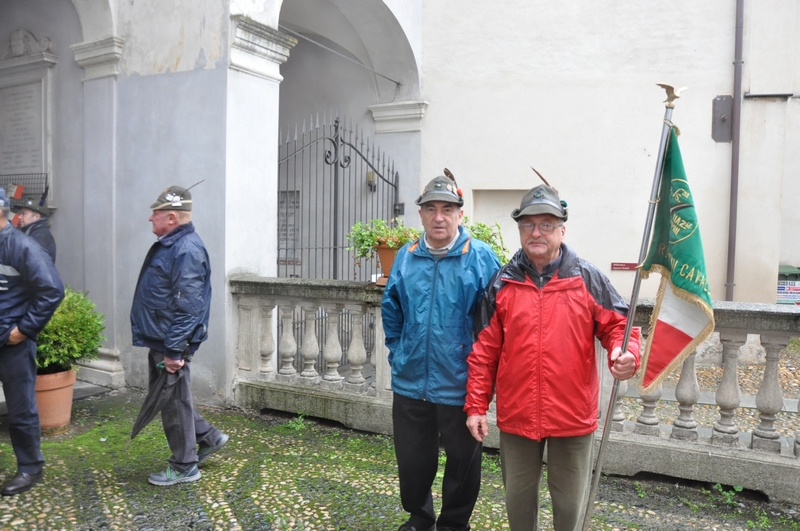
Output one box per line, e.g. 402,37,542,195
12,198,51,217
415,170,464,207
511,184,568,221
151,185,193,211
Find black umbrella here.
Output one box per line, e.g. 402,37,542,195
130,362,184,440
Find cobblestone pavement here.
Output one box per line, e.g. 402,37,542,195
0,344,798,531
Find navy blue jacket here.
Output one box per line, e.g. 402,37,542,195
381,226,501,406
0,222,64,346
21,218,57,264
130,222,211,360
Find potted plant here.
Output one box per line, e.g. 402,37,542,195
35,286,105,434
347,218,421,285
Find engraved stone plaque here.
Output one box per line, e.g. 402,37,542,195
0,82,44,173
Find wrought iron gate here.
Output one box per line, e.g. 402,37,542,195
278,114,402,281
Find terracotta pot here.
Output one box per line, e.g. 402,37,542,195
375,244,398,286
35,370,77,435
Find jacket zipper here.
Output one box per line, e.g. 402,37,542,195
422,258,441,401
537,285,544,441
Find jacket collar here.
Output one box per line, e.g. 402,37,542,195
158,221,195,247
414,226,469,257
22,218,48,234
504,243,579,283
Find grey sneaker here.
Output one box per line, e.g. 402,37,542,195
197,433,229,467
147,465,201,486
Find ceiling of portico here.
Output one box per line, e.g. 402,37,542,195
279,0,420,101
70,0,115,43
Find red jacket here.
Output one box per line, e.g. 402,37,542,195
465,245,640,441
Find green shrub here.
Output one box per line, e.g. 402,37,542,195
36,287,105,374
463,216,511,264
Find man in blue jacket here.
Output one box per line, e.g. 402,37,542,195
382,172,501,531
0,187,64,496
131,185,228,486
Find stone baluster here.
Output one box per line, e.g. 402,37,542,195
298,304,321,384
671,352,700,441
712,331,745,446
320,304,344,390
752,334,789,453
259,302,276,379
611,378,628,432
345,306,368,392
635,384,662,436
276,305,298,382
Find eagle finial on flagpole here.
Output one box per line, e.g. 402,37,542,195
656,83,687,108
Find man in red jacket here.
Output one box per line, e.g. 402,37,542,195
464,183,639,531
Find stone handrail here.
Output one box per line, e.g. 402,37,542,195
230,275,800,504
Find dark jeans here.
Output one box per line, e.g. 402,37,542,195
148,350,222,473
393,393,482,531
0,339,44,474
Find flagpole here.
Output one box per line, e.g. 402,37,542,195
581,83,685,531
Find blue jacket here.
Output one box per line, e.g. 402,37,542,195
381,226,501,406
0,222,64,346
130,222,211,360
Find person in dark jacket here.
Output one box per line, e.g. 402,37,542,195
0,187,64,496
465,183,639,531
382,171,501,531
13,199,56,263
130,185,228,486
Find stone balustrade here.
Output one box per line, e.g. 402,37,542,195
230,276,800,504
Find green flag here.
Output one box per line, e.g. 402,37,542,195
639,127,715,394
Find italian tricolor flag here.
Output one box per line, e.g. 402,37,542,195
639,128,715,395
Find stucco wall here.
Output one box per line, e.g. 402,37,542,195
418,0,798,303
114,67,229,397
117,0,227,76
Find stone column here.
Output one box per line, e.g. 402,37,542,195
712,331,745,446
223,17,296,397
671,352,700,441
276,305,298,383
298,305,321,385
635,384,662,436
752,334,789,453
320,304,344,391
345,306,369,393
71,36,125,388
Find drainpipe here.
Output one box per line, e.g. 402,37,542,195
725,0,744,301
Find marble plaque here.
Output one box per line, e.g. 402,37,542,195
279,190,301,265
0,81,43,174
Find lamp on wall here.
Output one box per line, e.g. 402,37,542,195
366,171,377,192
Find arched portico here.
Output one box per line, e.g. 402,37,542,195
277,0,426,243
70,0,116,43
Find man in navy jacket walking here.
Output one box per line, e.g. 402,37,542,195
131,185,228,486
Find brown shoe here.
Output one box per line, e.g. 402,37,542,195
1,471,43,496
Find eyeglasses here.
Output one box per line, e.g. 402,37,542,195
517,222,563,235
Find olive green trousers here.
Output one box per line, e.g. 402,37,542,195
500,431,594,531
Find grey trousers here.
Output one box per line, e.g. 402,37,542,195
148,350,222,473
499,431,593,531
